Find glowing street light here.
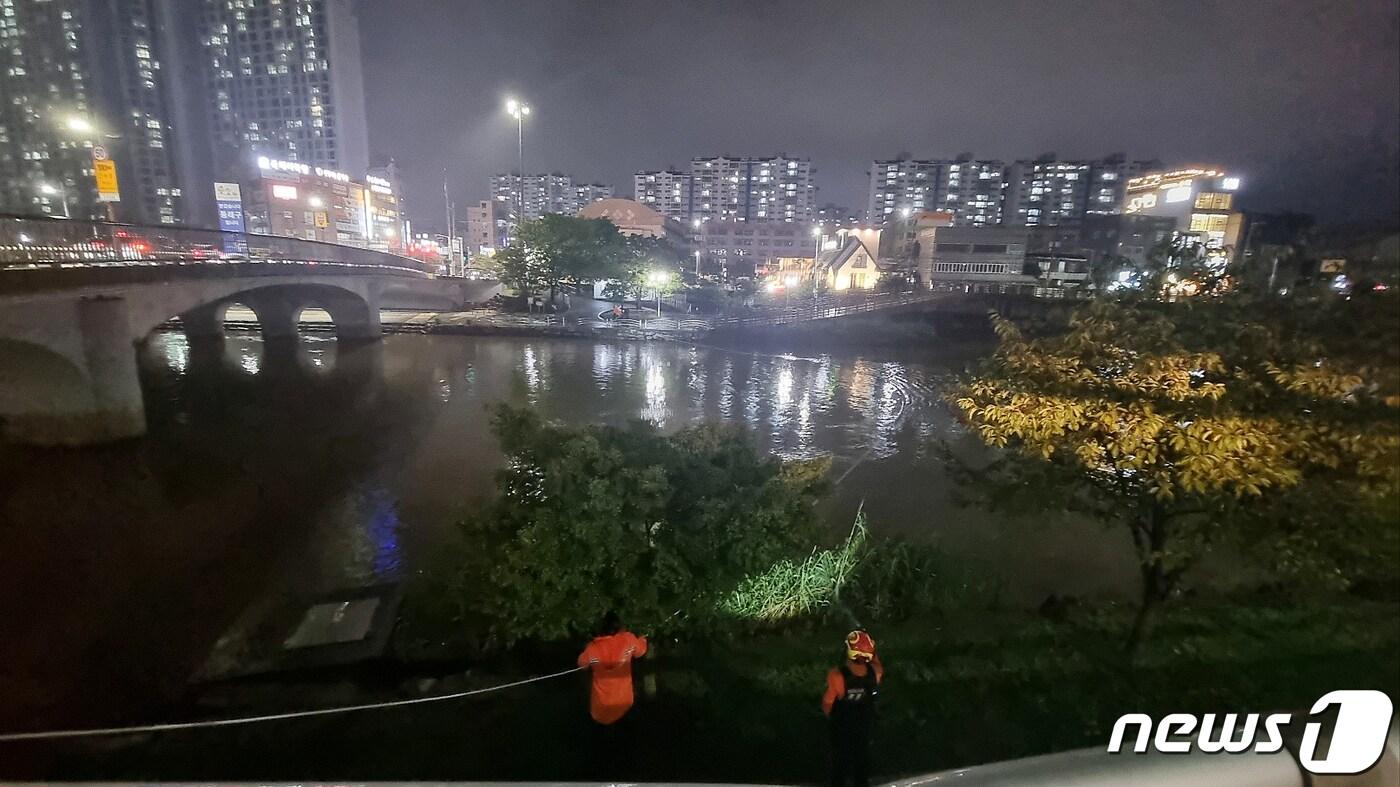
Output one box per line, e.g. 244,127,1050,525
308,196,325,208
646,269,671,316
505,97,532,235
899,206,913,219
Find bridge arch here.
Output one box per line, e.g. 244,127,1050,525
152,281,381,343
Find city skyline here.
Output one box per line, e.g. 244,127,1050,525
359,0,1399,233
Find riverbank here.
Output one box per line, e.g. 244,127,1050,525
18,591,1398,781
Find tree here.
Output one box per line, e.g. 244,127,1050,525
1112,236,1228,298
601,235,684,302
952,296,1399,653
495,215,638,302
462,405,831,642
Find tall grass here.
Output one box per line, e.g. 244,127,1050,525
719,511,868,621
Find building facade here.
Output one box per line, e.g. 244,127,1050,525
634,170,693,221
916,225,1032,291
1003,154,1161,227
490,173,614,232
867,154,1162,230
0,0,198,224
696,219,819,279
198,0,369,184
866,157,1005,227
1123,167,1244,255
242,155,364,244
575,182,613,210
465,199,507,257
689,155,814,223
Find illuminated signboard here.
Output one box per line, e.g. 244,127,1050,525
314,166,350,183
1126,168,1225,193
272,184,299,200
1222,177,1241,191
1125,193,1158,214
1164,185,1192,203
366,174,393,194
258,156,310,175
257,155,350,183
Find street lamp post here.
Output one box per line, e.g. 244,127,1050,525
692,218,702,278
57,113,120,221
646,270,671,316
811,225,823,306
505,99,531,239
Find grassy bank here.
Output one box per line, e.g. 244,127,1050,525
31,592,1399,781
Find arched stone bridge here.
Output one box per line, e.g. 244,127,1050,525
0,220,498,445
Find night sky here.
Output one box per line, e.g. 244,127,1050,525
358,0,1400,233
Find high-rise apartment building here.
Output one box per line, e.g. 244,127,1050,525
575,182,613,209
0,0,195,224
868,153,1160,229
866,156,1005,227
633,156,815,224
1003,154,1161,226
941,159,1006,227
690,155,813,223
490,173,614,236
198,0,369,183
1003,157,1092,227
634,170,693,221
866,159,941,223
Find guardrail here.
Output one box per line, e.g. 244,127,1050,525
0,214,431,275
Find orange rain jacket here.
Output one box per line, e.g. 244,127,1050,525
577,630,649,724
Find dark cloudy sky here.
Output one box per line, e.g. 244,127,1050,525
358,0,1399,233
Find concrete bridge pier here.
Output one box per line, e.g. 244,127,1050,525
181,302,228,339
237,287,382,341
0,296,145,445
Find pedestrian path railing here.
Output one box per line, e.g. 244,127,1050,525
713,289,950,328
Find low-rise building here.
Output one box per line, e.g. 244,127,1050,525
465,199,508,257
577,198,687,244
696,220,818,279
242,155,369,245
917,225,1032,292
1123,167,1244,259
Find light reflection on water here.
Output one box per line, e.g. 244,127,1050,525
134,332,1135,607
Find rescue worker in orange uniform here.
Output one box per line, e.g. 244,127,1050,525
578,610,649,723
822,629,883,787
577,611,648,775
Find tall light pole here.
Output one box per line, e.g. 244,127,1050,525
57,112,120,221
38,182,70,219
811,225,823,300
505,98,531,239
692,218,702,277
647,270,671,316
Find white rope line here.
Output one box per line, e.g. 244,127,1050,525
0,666,582,743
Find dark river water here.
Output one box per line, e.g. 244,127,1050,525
0,331,1135,730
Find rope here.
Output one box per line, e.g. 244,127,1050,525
0,666,582,743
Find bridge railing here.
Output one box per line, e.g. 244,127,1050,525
0,214,432,275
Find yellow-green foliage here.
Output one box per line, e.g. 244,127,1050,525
720,512,867,622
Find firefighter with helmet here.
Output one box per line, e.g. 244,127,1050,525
821,629,883,787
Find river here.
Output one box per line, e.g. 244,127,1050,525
0,331,1134,731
